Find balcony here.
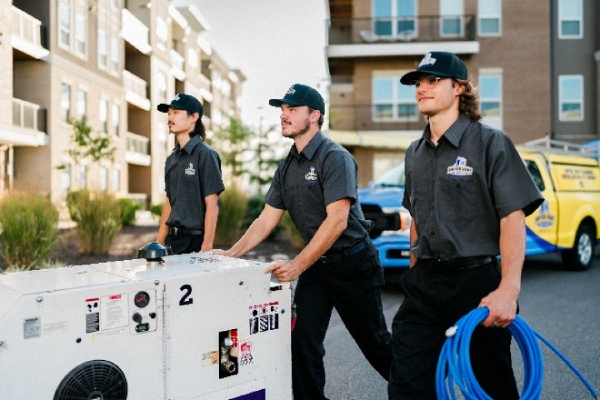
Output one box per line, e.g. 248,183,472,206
123,70,151,111
125,132,151,166
121,9,151,54
329,104,426,132
0,98,47,146
10,6,49,60
170,49,186,81
327,15,479,58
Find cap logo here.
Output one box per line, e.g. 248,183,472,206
173,94,181,101
286,87,296,95
418,53,437,68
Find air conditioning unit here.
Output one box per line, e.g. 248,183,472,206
0,252,292,400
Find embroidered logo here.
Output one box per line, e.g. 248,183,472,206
185,162,196,176
305,167,318,181
286,86,296,95
418,52,437,68
172,94,180,102
447,157,473,178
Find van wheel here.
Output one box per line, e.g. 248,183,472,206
560,225,595,271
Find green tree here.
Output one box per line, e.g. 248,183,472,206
212,118,250,177
64,116,116,166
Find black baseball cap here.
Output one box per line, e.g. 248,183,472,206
157,93,203,117
269,83,325,115
400,51,468,85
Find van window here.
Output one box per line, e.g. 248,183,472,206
525,160,545,191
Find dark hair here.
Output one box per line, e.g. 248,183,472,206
308,107,324,128
454,79,482,122
187,111,206,139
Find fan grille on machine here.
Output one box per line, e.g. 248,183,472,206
54,360,128,400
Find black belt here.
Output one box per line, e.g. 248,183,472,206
168,227,203,236
319,238,370,264
419,256,494,271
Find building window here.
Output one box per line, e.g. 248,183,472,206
372,74,418,121
78,164,87,189
61,83,71,122
111,168,120,192
559,0,582,38
479,0,501,36
440,0,463,37
58,0,87,56
61,164,71,197
97,1,120,74
99,98,108,133
58,1,70,48
76,88,87,119
112,103,120,137
479,72,503,130
559,75,583,121
100,167,108,192
372,0,416,39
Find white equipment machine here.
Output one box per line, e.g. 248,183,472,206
0,247,292,400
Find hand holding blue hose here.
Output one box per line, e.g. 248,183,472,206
436,307,599,400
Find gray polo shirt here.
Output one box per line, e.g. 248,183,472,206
165,135,224,230
402,115,544,260
265,131,373,253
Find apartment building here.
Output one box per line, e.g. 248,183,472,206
0,0,244,209
326,0,599,185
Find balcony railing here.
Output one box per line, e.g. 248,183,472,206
121,9,151,54
125,132,151,166
12,98,45,132
328,15,476,45
329,104,423,132
11,6,44,47
123,70,151,110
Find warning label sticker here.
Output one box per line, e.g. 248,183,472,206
249,301,279,335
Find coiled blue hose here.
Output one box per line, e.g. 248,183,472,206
436,307,599,400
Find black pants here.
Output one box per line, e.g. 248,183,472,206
292,242,392,400
165,234,203,255
388,258,519,399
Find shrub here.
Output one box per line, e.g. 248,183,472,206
118,198,140,226
280,212,304,249
243,195,281,240
67,189,122,255
0,193,59,270
215,186,247,247
149,203,164,218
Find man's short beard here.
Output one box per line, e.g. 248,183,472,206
284,120,311,139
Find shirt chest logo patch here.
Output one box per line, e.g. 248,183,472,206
447,157,473,178
305,167,318,181
185,163,196,176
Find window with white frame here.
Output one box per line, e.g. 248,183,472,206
372,74,418,121
440,0,463,37
99,98,108,133
61,82,71,122
372,0,417,38
479,0,501,36
78,164,87,189
97,1,120,73
112,103,120,137
559,0,582,38
111,168,120,192
76,88,87,119
60,163,71,197
559,75,583,121
58,0,87,56
479,72,503,130
99,167,108,192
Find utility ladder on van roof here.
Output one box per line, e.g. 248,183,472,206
523,136,599,159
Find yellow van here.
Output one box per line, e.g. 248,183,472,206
519,138,600,270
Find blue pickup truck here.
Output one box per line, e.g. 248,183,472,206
358,163,412,269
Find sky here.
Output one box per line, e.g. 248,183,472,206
192,0,329,129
